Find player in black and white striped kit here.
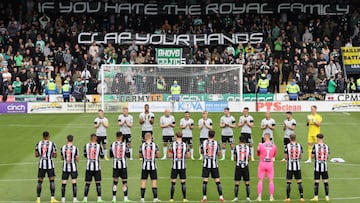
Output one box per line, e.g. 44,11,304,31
60,135,79,203
139,132,161,202
200,130,224,202
311,133,330,202
35,131,58,203
110,131,130,203
284,133,304,202
83,133,104,203
232,136,251,202
168,131,190,202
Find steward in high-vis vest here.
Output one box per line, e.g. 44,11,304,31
258,74,269,94
62,80,71,102
45,79,58,95
347,77,356,93
356,77,360,92
286,79,300,100
170,80,181,101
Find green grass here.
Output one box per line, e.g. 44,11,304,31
0,112,359,202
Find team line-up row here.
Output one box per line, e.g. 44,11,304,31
35,105,330,203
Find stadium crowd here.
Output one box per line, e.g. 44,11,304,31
1,0,360,100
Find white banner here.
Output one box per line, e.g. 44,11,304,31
128,102,173,112
325,93,360,101
28,102,127,113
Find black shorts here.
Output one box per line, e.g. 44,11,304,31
170,169,186,179
142,131,153,141
85,170,102,182
199,138,207,147
286,170,302,180
234,166,250,181
113,168,128,179
314,171,329,180
182,137,193,145
62,171,78,180
97,136,107,145
202,167,220,178
38,168,55,178
241,133,253,144
141,170,157,180
283,138,290,146
123,134,132,144
163,136,174,143
221,136,234,144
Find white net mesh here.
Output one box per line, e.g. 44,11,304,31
100,64,242,99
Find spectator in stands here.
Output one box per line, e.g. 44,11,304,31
12,76,22,95
327,76,337,93
271,64,280,93
324,60,338,79
281,59,291,85
336,73,346,93
286,79,300,101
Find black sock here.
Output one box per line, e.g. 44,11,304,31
170,182,176,199
141,188,146,198
324,182,329,196
202,181,208,196
314,182,319,196
123,181,128,197
298,182,303,198
245,183,250,198
181,182,186,199
96,183,101,197
84,183,90,197
152,187,158,199
50,180,55,196
286,182,291,198
72,183,77,198
113,181,118,196
216,182,223,196
37,180,43,197
61,183,66,198
234,184,239,198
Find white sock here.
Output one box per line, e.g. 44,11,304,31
113,195,116,200
220,195,223,199
124,196,128,201
83,197,88,201
203,195,207,199
190,148,194,157
129,148,133,159
250,147,254,159
231,149,234,156
221,149,226,157
97,196,102,201
163,147,167,158
104,149,108,157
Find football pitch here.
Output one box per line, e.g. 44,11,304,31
0,111,359,202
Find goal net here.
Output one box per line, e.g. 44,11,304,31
99,64,243,110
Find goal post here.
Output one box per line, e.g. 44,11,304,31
99,64,243,111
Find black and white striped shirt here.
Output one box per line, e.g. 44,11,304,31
234,144,250,168
110,141,129,169
35,140,57,170
201,140,220,169
170,141,188,170
84,143,103,171
139,142,159,170
284,142,303,171
312,143,330,172
61,144,79,172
